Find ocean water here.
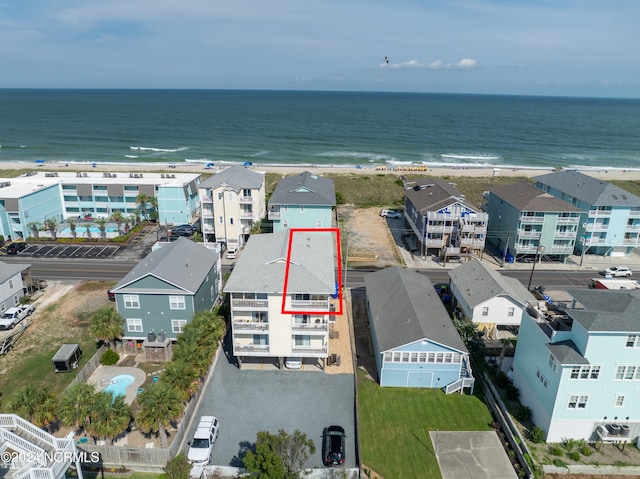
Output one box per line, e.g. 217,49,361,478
0,89,639,171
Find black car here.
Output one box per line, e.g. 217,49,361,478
6,242,27,255
169,225,194,237
322,425,346,466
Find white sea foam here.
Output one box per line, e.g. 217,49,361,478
440,153,502,161
130,146,188,153
125,155,138,159
315,151,399,162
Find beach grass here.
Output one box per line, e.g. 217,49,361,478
357,368,493,478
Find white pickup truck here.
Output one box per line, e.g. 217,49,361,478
0,305,34,330
187,416,219,465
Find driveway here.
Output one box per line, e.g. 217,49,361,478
189,336,357,470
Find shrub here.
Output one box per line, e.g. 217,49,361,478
515,405,531,421
495,371,510,388
580,445,594,457
506,384,520,400
567,451,581,461
100,349,120,365
549,445,564,456
530,426,545,443
552,458,568,468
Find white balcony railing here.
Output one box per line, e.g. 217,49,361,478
268,210,281,220
233,321,269,332
290,300,330,310
519,216,545,224
235,343,270,354
588,210,612,217
291,345,328,355
239,195,253,203
291,322,329,333
232,298,269,309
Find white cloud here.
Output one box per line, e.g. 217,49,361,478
381,58,478,70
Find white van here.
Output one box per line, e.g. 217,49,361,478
226,247,237,259
187,416,219,465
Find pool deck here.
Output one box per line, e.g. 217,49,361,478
87,366,147,405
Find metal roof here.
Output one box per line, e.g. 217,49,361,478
268,171,336,206
112,237,217,294
364,266,467,354
199,165,264,191
223,229,335,294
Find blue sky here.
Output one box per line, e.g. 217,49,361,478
1,0,638,97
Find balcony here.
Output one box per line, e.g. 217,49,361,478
232,298,269,310
201,195,213,202
201,208,214,218
290,299,330,310
291,321,329,333
623,238,639,245
519,216,544,224
550,246,574,254
235,343,270,354
557,216,580,224
291,345,328,355
268,210,281,220
518,230,542,238
239,195,253,203
459,238,485,248
629,210,640,217
233,321,269,332
240,211,254,219
554,231,577,238
588,210,612,218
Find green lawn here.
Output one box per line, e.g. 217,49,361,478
357,369,493,478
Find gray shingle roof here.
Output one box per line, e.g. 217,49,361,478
448,259,535,308
364,266,467,354
268,171,336,206
112,237,217,294
546,340,589,365
534,171,640,207
199,165,264,191
223,229,335,294
404,177,476,215
0,260,30,284
563,288,640,332
489,181,582,212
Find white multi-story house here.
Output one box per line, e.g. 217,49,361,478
514,288,640,442
223,229,336,369
0,260,31,313
199,166,266,248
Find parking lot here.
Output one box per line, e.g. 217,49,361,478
17,243,122,258
189,335,358,472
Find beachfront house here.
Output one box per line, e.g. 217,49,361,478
404,177,488,259
111,237,221,359
448,259,535,339
0,260,31,313
198,165,266,248
533,170,640,257
364,266,474,393
224,228,337,369
484,181,582,263
0,175,64,241
268,171,336,231
513,288,640,442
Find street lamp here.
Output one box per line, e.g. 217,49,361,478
527,244,545,291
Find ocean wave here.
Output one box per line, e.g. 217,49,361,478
125,155,139,159
249,151,270,158
440,153,502,161
315,151,399,162
130,146,188,153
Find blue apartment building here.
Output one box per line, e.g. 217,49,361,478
533,171,640,257
514,288,640,442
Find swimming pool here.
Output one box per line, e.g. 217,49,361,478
59,225,118,234
103,374,135,400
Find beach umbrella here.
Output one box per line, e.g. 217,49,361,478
243,161,253,167
206,162,214,168
34,159,45,164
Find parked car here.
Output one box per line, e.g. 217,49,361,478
380,209,402,219
0,304,35,330
601,266,632,278
226,247,237,259
170,225,194,237
285,357,302,370
187,416,219,465
6,242,27,255
322,425,346,466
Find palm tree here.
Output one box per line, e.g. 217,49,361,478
44,217,58,240
148,196,159,222
58,383,96,432
136,382,183,448
110,211,125,236
95,217,108,240
83,222,93,239
90,306,124,349
135,193,149,220
127,213,138,231
87,392,131,444
8,384,57,430
66,217,78,240
161,359,200,402
27,222,40,239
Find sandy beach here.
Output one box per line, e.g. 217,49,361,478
1,160,639,181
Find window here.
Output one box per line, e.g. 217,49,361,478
13,295,19,305
548,354,560,373
169,295,186,310
536,369,548,388
392,352,401,362
210,285,215,302
427,352,435,363
626,335,640,348
615,365,640,380
218,192,222,200
0,304,5,313
300,206,304,213
171,320,187,334
230,218,234,225
402,352,410,362
482,307,489,316
123,295,140,309
507,307,515,317
8,279,13,289
316,220,322,227
219,216,223,224
418,352,427,363
283,220,289,228
570,365,600,380
410,353,418,363
127,318,143,332
567,395,588,409
384,352,392,362
614,395,625,407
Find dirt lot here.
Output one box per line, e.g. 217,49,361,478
339,206,403,267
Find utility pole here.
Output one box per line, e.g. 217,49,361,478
580,236,587,267
343,225,350,291
527,244,545,290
